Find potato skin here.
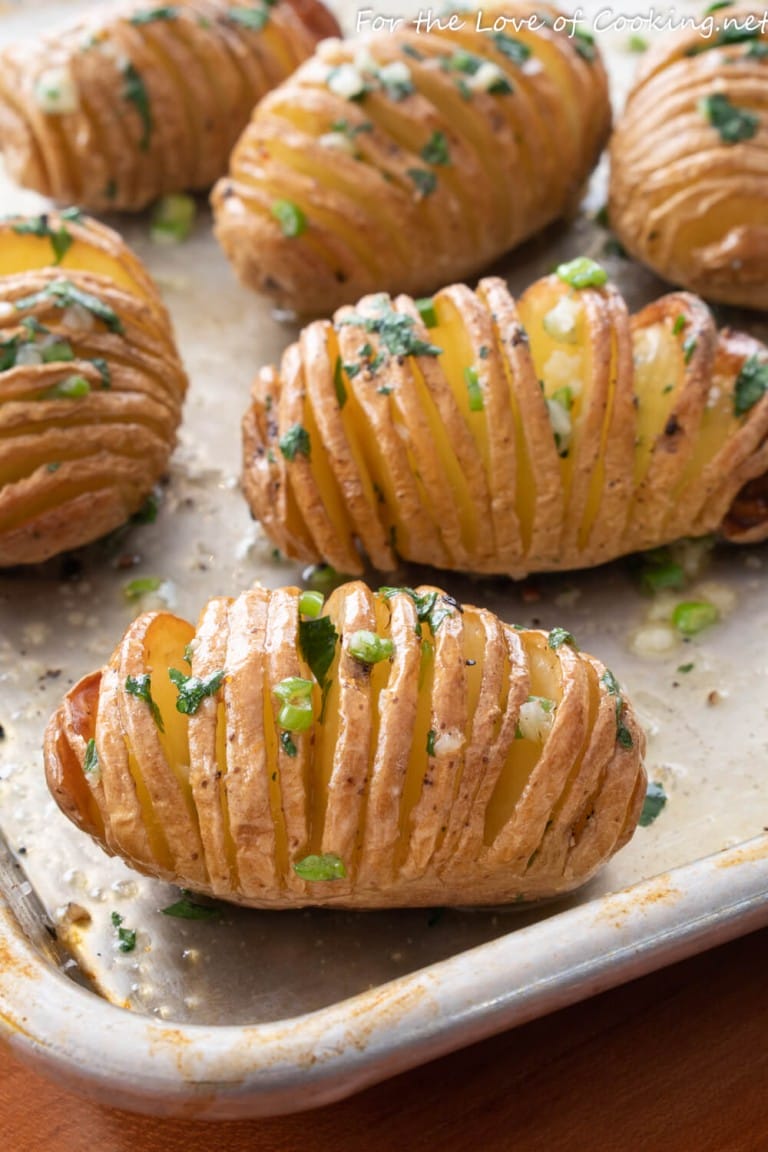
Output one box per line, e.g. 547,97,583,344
241,272,768,578
0,211,187,566
0,0,340,212
212,2,611,313
609,9,768,308
44,582,646,908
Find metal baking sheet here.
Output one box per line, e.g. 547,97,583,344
1,0,768,1118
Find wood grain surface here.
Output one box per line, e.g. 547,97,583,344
2,926,768,1152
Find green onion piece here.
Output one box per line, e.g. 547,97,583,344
672,600,719,636
627,34,648,52
271,199,306,237
272,676,314,702
302,563,343,592
43,375,90,399
41,340,74,363
426,728,436,755
677,662,694,674
347,629,394,664
672,313,686,336
299,590,324,618
333,356,347,409
639,781,667,827
122,62,152,151
123,576,162,601
415,297,438,328
150,193,196,244
278,700,314,732
293,852,347,881
683,335,697,365
556,257,608,290
640,560,685,594
464,365,484,411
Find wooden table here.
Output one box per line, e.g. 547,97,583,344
2,925,767,1151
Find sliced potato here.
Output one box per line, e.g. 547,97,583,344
242,269,768,577
44,581,647,908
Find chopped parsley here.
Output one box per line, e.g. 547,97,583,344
734,355,768,415
333,357,348,408
379,69,414,102
683,335,697,364
600,669,633,749
14,279,123,333
407,167,437,197
169,667,225,714
299,613,338,689
111,911,137,953
639,781,667,827
338,304,442,358
547,627,576,650
573,28,597,61
12,215,73,264
379,586,459,633
122,62,152,151
420,130,451,166
426,728,436,756
677,662,695,674
293,852,347,881
492,32,531,66
83,737,99,775
278,423,310,460
270,198,306,237
280,731,298,757
43,375,91,399
125,673,164,732
699,92,759,143
161,890,220,919
129,6,178,23
226,3,274,31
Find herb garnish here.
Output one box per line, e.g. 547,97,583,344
492,32,531,66
379,586,459,632
83,737,99,775
12,215,73,264
683,335,697,364
161,890,221,919
123,576,162,600
298,614,338,689
122,62,152,151
125,673,164,731
280,731,298,757
426,728,436,756
672,313,686,336
169,668,225,714
111,911,137,952
293,852,347,881
464,365,484,411
129,6,178,24
338,304,442,358
556,257,608,289
14,279,123,333
733,355,768,415
572,29,597,61
600,669,633,749
548,627,576,650
270,199,306,237
420,130,451,166
699,92,759,143
278,423,311,461
639,780,667,826
333,357,348,408
407,168,437,197
227,3,275,30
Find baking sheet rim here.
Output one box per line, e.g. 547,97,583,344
2,833,768,1119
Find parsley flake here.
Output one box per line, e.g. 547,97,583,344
734,355,768,415
125,673,164,732
420,130,451,166
639,781,667,826
299,614,338,688
699,92,759,143
278,423,311,461
169,668,225,714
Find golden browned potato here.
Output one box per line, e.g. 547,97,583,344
241,259,768,577
0,0,340,212
0,209,187,566
211,3,611,313
44,581,646,907
609,9,768,309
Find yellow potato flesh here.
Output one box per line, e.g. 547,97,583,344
261,675,290,878
144,616,194,791
302,385,355,544
484,632,562,844
631,322,682,485
0,231,147,302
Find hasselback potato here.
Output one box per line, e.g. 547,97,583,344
44,581,646,907
0,210,187,566
0,0,340,212
242,262,768,577
212,3,611,313
609,8,768,309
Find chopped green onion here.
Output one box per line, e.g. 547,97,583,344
672,313,686,336
464,365,484,411
271,199,306,237
347,629,394,664
277,700,314,732
41,340,74,363
273,676,314,702
299,590,324,618
415,297,438,327
123,576,162,601
556,257,608,290
627,34,648,52
426,728,436,756
150,193,196,244
293,852,347,881
333,357,348,408
43,375,90,399
672,600,719,636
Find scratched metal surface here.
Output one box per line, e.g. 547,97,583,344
0,0,767,1109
